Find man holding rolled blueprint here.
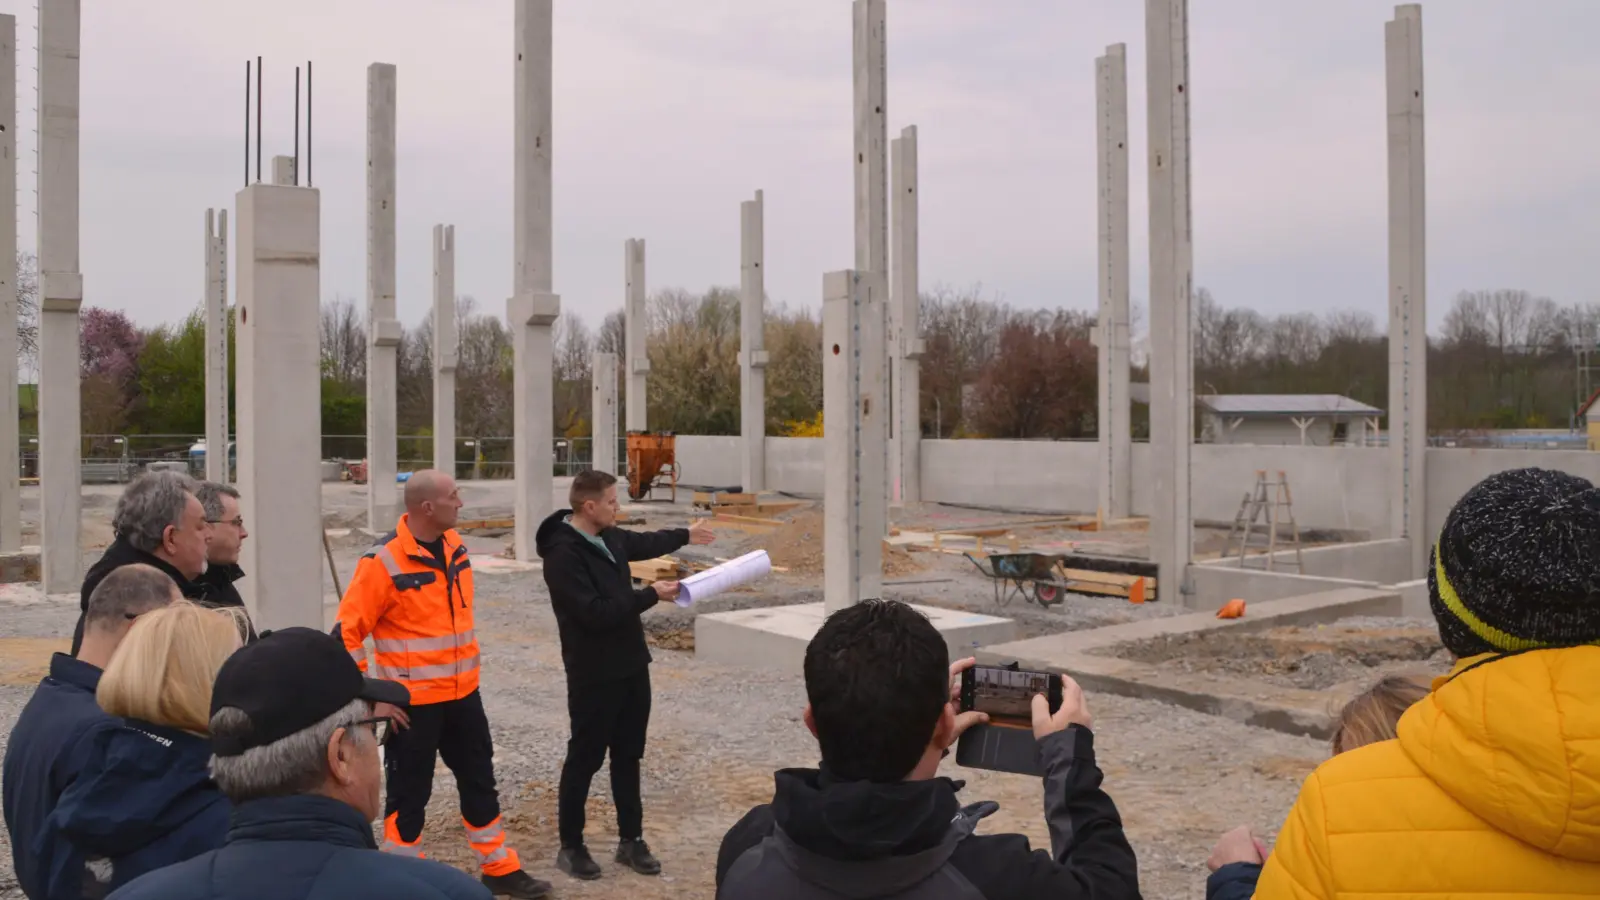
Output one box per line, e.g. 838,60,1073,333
535,470,714,882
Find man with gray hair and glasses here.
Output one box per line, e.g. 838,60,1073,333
70,470,212,655
107,627,498,900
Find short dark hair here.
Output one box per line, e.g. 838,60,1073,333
803,600,950,782
85,563,180,630
570,469,618,509
195,481,240,522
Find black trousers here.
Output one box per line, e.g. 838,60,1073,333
385,689,502,840
558,669,651,847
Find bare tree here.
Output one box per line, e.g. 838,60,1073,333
15,252,38,373
319,295,366,387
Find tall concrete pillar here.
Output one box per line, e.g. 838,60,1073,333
1386,4,1427,577
1146,0,1194,603
204,209,230,484
38,0,82,591
365,63,400,530
891,126,922,506
235,180,322,630
824,271,886,613
624,238,648,433
509,0,560,561
739,192,767,493
0,15,18,552
592,351,618,474
432,225,456,477
1096,44,1133,523
853,0,888,597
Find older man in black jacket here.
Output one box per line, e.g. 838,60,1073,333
70,470,211,655
715,600,1142,900
535,469,714,881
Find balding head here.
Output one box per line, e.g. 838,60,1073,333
403,469,462,536
85,563,182,637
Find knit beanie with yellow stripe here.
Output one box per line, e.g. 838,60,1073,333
1429,467,1600,658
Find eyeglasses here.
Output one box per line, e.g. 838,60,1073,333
206,517,245,528
351,716,394,745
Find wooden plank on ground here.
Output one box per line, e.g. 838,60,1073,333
630,558,684,581
1053,552,1159,580
714,501,805,517
1053,564,1158,600
456,517,515,531
713,512,784,527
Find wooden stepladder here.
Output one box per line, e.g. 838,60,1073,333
1224,470,1304,572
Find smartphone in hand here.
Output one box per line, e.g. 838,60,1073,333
955,663,1063,776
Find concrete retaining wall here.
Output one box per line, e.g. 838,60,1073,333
921,439,1098,511
1425,448,1600,540
669,437,1600,537
675,435,742,488
1187,565,1379,611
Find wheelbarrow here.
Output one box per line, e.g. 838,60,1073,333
964,552,1071,608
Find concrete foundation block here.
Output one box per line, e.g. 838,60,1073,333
0,548,42,584
695,601,1016,671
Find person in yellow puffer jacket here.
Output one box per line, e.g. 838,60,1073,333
1238,467,1600,897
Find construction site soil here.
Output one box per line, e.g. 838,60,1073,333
1098,617,1450,692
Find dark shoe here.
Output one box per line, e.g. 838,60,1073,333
615,838,661,876
481,869,553,899
557,844,602,881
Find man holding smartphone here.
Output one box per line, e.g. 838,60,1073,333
715,599,1140,899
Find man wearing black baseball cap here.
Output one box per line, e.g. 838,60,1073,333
108,627,532,900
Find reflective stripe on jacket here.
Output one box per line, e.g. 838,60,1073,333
334,515,478,705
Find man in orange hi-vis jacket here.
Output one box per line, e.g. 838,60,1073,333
334,469,552,900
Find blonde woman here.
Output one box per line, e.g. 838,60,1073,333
41,601,244,899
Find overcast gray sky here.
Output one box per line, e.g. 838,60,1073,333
13,0,1600,334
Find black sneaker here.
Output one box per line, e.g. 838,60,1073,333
557,844,602,881
615,838,661,876
481,869,553,899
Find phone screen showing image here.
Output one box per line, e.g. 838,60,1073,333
963,665,1061,729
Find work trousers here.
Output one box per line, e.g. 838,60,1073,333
558,669,651,847
385,689,502,840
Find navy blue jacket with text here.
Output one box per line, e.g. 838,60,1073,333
39,718,230,898
2,654,116,900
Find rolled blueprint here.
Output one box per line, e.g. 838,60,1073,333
676,549,773,607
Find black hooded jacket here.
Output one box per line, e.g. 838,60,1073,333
534,510,688,686
716,727,1141,900
69,538,209,655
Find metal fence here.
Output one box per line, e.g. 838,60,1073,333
17,434,631,483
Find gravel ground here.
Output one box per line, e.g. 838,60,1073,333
0,553,1325,900
1097,616,1449,691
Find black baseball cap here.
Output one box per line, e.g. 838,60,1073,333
209,626,411,757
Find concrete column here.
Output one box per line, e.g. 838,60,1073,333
509,0,560,561
0,15,18,552
204,209,230,484
271,156,297,187
365,63,400,530
432,225,456,477
853,0,889,582
235,181,322,630
823,271,886,612
1386,4,1427,577
739,191,767,493
38,0,82,591
891,126,922,506
592,351,618,474
1096,44,1132,522
624,238,648,433
1146,0,1194,603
